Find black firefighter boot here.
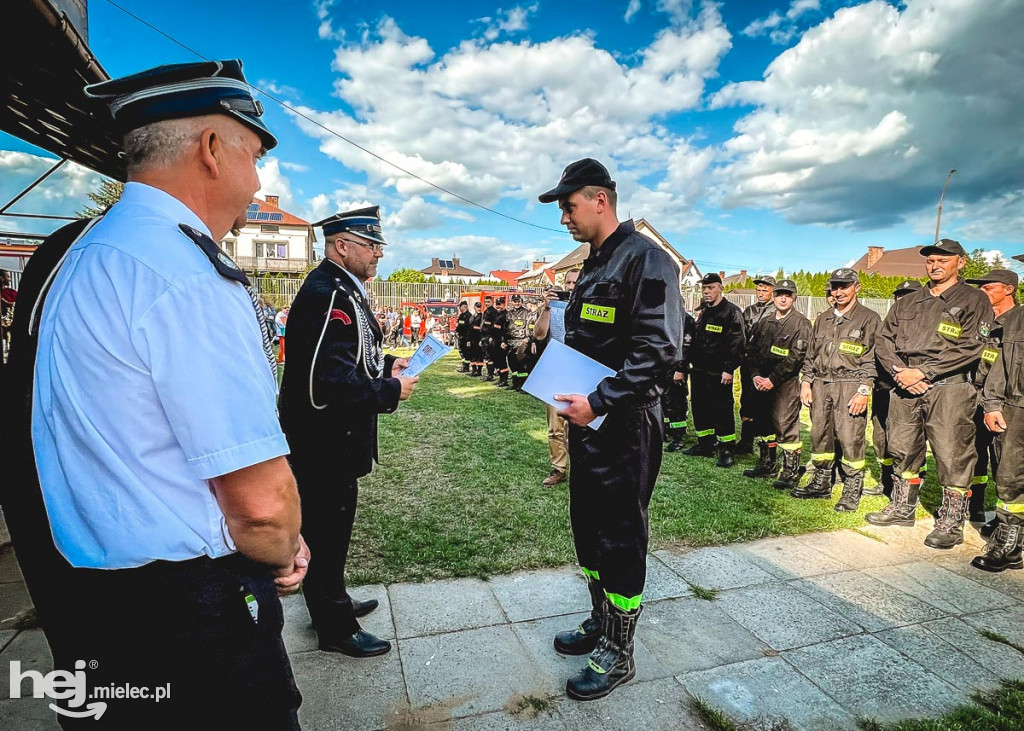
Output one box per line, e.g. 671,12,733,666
566,601,642,701
834,471,865,513
484,364,495,381
459,361,470,373
773,449,803,491
971,517,1024,573
864,463,891,497
865,475,920,527
791,462,834,499
743,440,777,478
924,487,970,549
470,364,481,377
735,419,755,455
684,434,717,457
968,479,988,524
716,441,735,468
554,578,604,655
665,427,685,453
497,370,510,388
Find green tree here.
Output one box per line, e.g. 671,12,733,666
77,179,124,218
388,268,427,283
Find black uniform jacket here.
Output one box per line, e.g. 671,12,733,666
747,309,812,385
480,306,497,345
491,308,509,345
469,311,483,342
801,301,881,388
564,220,682,417
456,310,473,339
876,279,991,384
691,298,745,375
743,300,776,343
673,311,698,372
983,304,1024,412
973,306,1012,391
278,259,399,480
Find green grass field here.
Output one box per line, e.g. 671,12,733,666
310,350,981,586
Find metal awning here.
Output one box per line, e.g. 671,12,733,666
1,0,124,181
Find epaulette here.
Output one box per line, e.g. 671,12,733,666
178,223,250,286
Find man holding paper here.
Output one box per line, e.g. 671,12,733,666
539,158,682,701
278,206,417,657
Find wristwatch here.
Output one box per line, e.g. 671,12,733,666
856,385,871,397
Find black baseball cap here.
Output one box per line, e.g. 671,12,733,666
701,273,722,285
894,280,923,296
829,267,859,285
920,238,966,257
473,302,482,308
753,275,776,287
495,297,506,305
510,294,522,302
538,158,616,203
967,269,1019,287
773,279,798,294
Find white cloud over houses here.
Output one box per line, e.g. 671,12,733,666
713,0,1024,244
380,233,553,278
0,151,105,235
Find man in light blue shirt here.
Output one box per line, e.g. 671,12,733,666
8,60,306,729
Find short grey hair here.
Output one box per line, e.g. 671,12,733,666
122,115,249,175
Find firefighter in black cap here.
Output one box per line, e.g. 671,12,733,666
687,272,746,467
973,253,1024,571
742,279,811,489
480,296,497,380
663,307,698,452
455,300,473,373
964,269,1018,530
490,296,511,387
506,293,532,390
468,301,484,375
791,268,881,510
539,158,681,700
737,275,777,454
869,239,991,549
280,206,419,657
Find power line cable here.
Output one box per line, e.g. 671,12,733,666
103,0,567,234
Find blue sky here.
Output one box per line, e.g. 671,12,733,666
2,0,1022,277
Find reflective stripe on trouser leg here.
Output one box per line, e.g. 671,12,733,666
604,591,642,612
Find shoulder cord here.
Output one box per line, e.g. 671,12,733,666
309,289,338,411
29,217,103,337
308,289,382,411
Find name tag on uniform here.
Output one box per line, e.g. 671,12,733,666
705,324,722,333
982,348,1000,364
839,341,866,356
515,320,524,326
582,304,615,324
937,322,962,339
770,345,790,357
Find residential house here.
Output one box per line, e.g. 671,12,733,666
850,245,927,278
490,269,527,285
420,257,485,283
221,195,315,278
515,260,557,289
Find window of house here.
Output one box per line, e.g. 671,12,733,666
223,239,236,257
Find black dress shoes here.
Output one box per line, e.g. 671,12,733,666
352,598,379,618
318,629,392,658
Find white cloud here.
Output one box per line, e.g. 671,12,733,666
314,0,344,41
743,0,821,44
714,0,1024,243
256,157,296,212
476,4,539,42
280,161,310,173
379,232,557,278
624,0,642,22
0,151,105,235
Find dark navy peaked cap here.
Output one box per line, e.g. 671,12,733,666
84,59,277,150
315,206,387,245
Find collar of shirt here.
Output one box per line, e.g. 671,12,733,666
587,219,635,264
326,258,366,298
119,182,212,238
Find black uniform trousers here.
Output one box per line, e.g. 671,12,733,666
568,402,662,601
971,404,998,513
766,378,802,449
887,380,977,486
744,385,773,441
993,405,1024,520
662,375,689,436
457,335,472,365
289,450,362,637
810,381,867,473
871,388,892,468
467,335,483,365
489,339,508,371
46,554,300,730
739,367,760,423
507,339,531,378
690,369,736,441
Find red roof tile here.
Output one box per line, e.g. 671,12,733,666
489,269,528,284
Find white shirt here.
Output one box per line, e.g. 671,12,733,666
32,182,289,569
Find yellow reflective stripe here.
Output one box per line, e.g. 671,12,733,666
770,345,790,357
997,500,1024,514
668,421,687,428
718,434,737,443
972,475,989,485
581,567,600,581
811,452,836,462
587,658,608,674
982,348,999,364
605,591,643,612
937,322,962,339
779,442,802,451
945,486,969,496
705,324,723,333
880,458,894,466
581,304,615,324
901,471,920,479
841,458,866,470
695,428,715,437
838,341,866,356
758,434,777,443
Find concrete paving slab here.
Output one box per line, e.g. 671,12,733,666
926,554,1024,601
961,605,1024,647
640,596,771,675
734,535,853,580
865,562,1018,616
784,634,964,722
875,519,987,562
794,529,913,568
281,585,394,656
488,567,590,623
921,616,1024,679
0,580,33,632
0,630,15,653
0,629,51,701
653,546,776,591
390,578,506,639
351,584,395,641
791,570,946,632
644,554,694,602
555,676,707,731
290,646,407,731
874,624,1000,691
400,625,548,719
510,612,674,688
0,545,25,584
715,583,860,651
678,656,859,730
0,696,60,730
430,705,568,730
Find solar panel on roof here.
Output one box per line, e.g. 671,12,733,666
439,259,454,269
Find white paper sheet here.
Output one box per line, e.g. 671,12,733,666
402,334,452,377
522,339,614,430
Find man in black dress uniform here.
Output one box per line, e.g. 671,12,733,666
278,206,418,656
455,300,473,373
